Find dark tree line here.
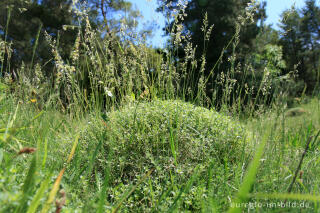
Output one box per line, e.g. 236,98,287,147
0,0,148,73
0,0,75,72
157,0,270,107
279,0,320,93
154,0,320,108
157,0,266,70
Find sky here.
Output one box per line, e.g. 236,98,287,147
127,0,316,47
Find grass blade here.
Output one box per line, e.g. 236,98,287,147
22,156,37,193
249,192,320,202
27,173,53,213
228,130,270,213
41,135,79,213
97,148,113,213
112,168,154,213
41,168,65,213
168,165,200,212
42,138,48,169
15,155,37,213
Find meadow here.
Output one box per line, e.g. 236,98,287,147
1,1,320,212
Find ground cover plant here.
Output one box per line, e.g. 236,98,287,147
76,100,247,211
0,0,320,212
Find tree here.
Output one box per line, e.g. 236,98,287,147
157,0,266,107
0,0,152,75
157,0,265,68
279,7,303,76
0,0,76,72
83,0,153,40
300,0,320,87
279,1,320,92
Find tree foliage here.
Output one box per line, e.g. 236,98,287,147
156,0,267,108
0,0,75,71
279,0,320,92
0,0,151,73
157,0,266,72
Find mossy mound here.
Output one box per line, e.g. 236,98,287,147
86,100,246,180
78,100,248,210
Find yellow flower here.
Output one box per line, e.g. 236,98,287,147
30,99,37,103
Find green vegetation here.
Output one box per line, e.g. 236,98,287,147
74,100,247,211
0,0,320,212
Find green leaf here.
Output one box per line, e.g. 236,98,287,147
112,168,154,213
41,135,79,213
168,165,200,212
15,156,38,213
0,148,3,165
27,173,53,213
22,156,37,193
42,138,48,169
228,130,270,213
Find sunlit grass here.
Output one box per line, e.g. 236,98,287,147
0,1,320,212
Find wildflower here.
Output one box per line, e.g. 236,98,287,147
30,99,37,103
104,87,113,97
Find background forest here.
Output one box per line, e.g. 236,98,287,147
1,0,319,108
